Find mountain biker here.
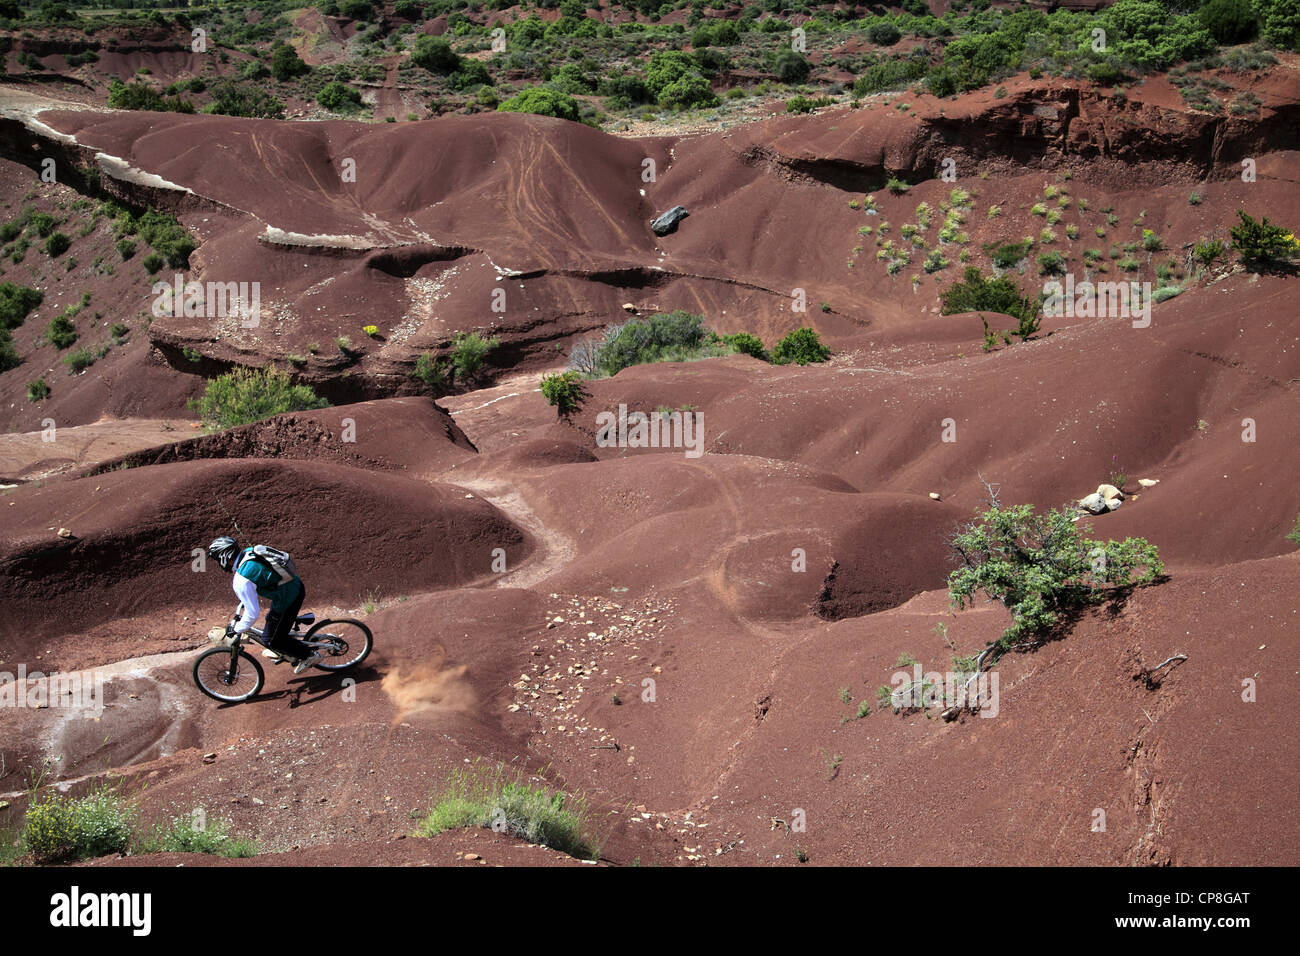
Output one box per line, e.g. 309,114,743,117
207,536,321,674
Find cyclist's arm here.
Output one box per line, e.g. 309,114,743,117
232,574,260,633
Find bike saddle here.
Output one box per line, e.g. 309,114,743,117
295,613,315,625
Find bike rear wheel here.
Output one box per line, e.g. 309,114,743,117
193,647,265,702
303,618,373,671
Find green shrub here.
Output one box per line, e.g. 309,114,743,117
886,177,911,195
63,346,95,373
852,55,926,95
786,94,832,114
498,87,581,121
27,378,49,401
28,211,57,238
107,79,194,112
868,21,902,46
410,35,460,74
412,352,450,389
771,327,831,366
137,813,258,857
1037,251,1066,275
205,79,284,118
115,237,136,260
940,266,1040,332
0,325,20,371
539,369,589,418
990,240,1030,269
0,281,42,329
188,366,329,430
45,313,78,349
772,49,810,83
23,787,135,864
1198,0,1257,44
594,310,723,376
316,81,362,112
44,232,71,257
135,209,194,267
270,41,310,82
949,499,1163,651
1230,209,1296,266
1288,513,1300,546
449,330,500,380
1193,238,1225,266
416,760,599,860
142,252,164,274
719,331,769,360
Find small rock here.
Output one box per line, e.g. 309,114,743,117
1138,478,1160,488
1096,483,1124,501
621,303,637,313
56,528,72,538
463,852,480,861
1078,492,1108,515
928,492,941,501
202,752,217,764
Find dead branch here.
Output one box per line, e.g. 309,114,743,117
1138,653,1187,688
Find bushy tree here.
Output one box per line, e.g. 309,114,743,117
771,327,831,365
659,72,717,110
1253,0,1300,51
772,48,810,83
1230,209,1296,267
645,50,697,99
188,366,329,430
949,497,1163,649
270,42,310,82
205,79,284,118
316,81,362,112
411,35,460,74
0,282,42,330
498,87,581,121
540,370,589,418
940,266,1039,333
719,331,769,360
868,21,901,46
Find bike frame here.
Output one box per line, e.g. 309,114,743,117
224,607,325,655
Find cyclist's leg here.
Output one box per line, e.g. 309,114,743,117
264,581,312,660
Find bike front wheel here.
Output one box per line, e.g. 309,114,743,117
303,618,373,671
193,647,265,702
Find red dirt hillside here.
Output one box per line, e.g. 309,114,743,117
0,42,1297,871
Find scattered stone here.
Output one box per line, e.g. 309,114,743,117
56,528,72,538
1138,478,1160,488
928,492,941,501
202,752,217,764
651,205,689,236
622,303,637,313
1097,483,1124,502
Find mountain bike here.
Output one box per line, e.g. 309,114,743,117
193,607,373,703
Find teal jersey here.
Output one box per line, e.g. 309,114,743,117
234,551,298,600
